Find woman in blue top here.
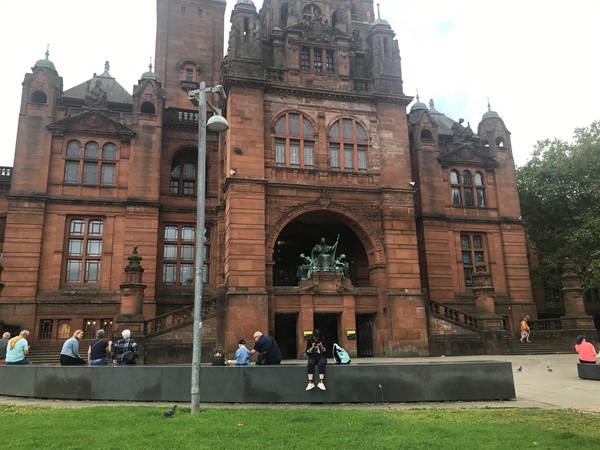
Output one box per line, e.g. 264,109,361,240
60,330,87,365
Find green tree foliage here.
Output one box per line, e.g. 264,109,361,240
517,121,600,293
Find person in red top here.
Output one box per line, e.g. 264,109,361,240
575,335,598,364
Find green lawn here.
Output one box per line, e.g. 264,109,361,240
1,405,599,449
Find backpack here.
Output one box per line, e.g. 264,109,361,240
211,346,226,366
332,343,351,364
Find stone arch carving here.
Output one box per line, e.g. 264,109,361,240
271,109,317,135
266,200,386,267
176,59,202,71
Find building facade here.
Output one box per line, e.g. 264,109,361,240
0,0,543,360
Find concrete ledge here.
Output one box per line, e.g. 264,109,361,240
0,360,515,403
577,363,600,380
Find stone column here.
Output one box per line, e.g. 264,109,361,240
560,261,595,330
115,246,147,336
472,263,504,331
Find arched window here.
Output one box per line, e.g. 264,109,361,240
329,118,368,172
450,169,485,208
170,148,197,195
331,10,339,28
64,140,117,186
31,90,47,104
141,101,156,114
420,129,433,140
475,171,485,207
496,137,505,147
303,4,322,21
451,170,461,205
274,112,315,168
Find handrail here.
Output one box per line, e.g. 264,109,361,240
143,298,217,337
427,299,480,332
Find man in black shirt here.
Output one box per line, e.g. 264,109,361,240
250,331,282,365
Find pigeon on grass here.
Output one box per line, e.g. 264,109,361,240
161,405,177,417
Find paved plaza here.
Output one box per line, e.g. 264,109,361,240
0,353,597,412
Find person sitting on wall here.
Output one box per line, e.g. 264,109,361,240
0,332,11,365
112,329,140,365
305,329,327,391
250,331,282,365
87,329,112,366
575,335,598,364
5,330,31,365
60,330,87,365
227,339,251,366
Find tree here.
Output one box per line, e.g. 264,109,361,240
517,121,600,296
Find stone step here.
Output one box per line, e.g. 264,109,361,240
504,339,575,355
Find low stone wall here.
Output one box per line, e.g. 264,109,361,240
577,363,600,380
0,360,515,403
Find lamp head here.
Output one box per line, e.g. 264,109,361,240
188,91,200,107
207,115,229,132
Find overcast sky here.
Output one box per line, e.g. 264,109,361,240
1,0,598,168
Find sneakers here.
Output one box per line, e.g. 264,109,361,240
317,381,326,391
306,382,315,391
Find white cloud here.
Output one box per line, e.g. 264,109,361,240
0,0,598,167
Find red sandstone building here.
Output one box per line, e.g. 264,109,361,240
4,0,586,361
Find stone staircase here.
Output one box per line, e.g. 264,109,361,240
28,344,63,365
503,336,575,355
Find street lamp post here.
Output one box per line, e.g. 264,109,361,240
188,82,229,414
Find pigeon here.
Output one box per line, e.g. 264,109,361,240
161,405,177,417
516,366,523,372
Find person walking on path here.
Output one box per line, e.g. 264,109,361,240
250,331,282,365
0,332,10,365
60,330,87,365
87,329,112,366
5,330,31,365
520,315,531,343
575,335,598,364
305,329,327,391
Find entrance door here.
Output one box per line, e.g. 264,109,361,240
274,313,297,360
313,313,339,357
356,313,375,357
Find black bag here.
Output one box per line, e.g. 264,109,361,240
123,350,136,364
211,346,226,366
257,351,268,365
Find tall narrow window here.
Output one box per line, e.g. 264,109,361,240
162,226,210,285
451,170,461,205
461,234,486,287
301,47,310,71
170,149,197,196
326,50,335,73
314,49,322,72
328,118,369,172
475,172,486,207
273,112,315,169
65,218,103,284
